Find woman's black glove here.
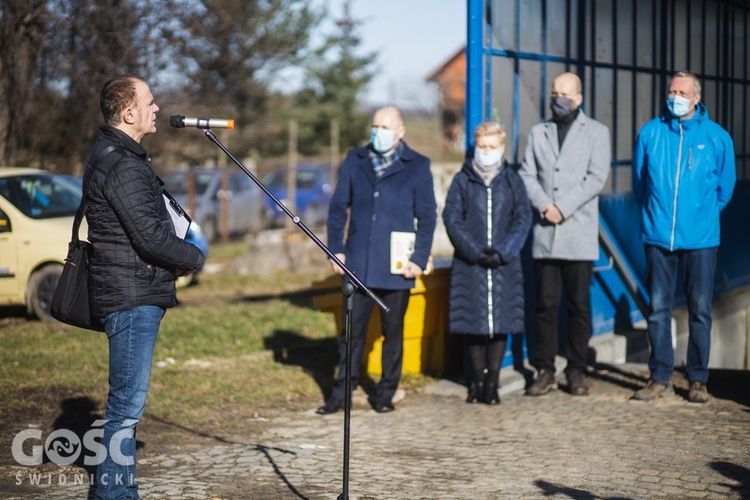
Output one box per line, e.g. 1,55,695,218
476,247,502,269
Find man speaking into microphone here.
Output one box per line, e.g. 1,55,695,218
84,76,204,499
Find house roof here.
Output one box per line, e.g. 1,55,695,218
426,45,466,82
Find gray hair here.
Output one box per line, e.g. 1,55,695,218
670,71,702,95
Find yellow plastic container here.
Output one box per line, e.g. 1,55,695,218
312,268,452,376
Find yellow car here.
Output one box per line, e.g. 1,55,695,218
0,167,83,322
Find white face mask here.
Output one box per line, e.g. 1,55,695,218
667,95,693,118
475,147,504,167
370,128,396,154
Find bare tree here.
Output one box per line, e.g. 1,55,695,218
2,0,337,170
0,0,47,165
30,0,184,171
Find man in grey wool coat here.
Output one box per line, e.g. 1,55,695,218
519,72,611,397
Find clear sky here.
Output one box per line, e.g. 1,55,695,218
308,0,467,109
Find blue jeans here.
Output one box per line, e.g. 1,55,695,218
95,305,165,500
645,245,717,384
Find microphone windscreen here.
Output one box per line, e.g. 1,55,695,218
169,115,184,128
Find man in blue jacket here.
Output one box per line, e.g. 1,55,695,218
632,71,736,403
317,106,437,414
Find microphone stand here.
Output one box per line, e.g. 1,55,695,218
200,128,389,500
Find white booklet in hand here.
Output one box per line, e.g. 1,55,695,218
163,191,192,239
390,231,416,275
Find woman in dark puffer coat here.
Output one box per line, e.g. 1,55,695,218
443,121,531,404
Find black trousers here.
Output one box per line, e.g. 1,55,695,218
330,288,411,403
532,259,593,374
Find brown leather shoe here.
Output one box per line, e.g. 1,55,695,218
631,379,674,401
526,369,557,396
688,380,709,403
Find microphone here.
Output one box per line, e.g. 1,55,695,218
170,115,235,130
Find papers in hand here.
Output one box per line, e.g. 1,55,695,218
163,191,191,239
390,231,416,275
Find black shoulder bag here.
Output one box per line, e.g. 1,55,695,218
50,145,118,331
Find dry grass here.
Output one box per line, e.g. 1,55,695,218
0,240,435,439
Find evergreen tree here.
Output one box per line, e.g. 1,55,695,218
176,0,322,160
292,0,376,156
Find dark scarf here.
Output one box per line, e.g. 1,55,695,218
369,143,401,179
553,107,580,149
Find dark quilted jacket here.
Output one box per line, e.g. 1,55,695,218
443,159,531,335
85,126,204,317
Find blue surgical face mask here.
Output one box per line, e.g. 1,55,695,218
475,147,504,167
667,95,693,118
370,128,396,154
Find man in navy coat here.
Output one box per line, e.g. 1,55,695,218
317,106,437,414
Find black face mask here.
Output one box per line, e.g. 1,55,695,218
550,96,576,120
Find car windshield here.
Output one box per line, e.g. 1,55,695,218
297,171,318,190
163,171,214,196
0,174,82,219
264,171,283,189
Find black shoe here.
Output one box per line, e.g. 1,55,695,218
374,400,395,413
484,370,500,405
315,399,343,415
466,379,485,404
484,383,501,405
566,370,589,396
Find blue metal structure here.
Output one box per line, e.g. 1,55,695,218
465,0,750,367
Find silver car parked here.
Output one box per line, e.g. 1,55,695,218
163,168,265,242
